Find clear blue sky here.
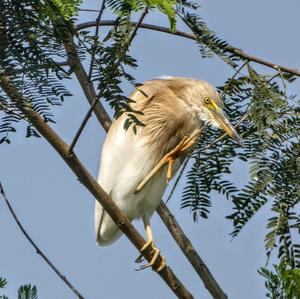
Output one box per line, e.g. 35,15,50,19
1,1,299,298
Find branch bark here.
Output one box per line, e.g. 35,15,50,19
75,20,300,78
0,71,194,299
62,32,111,132
157,202,228,299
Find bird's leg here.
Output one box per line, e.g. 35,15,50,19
135,128,201,193
135,217,166,272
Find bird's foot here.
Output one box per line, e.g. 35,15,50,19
165,130,200,180
135,240,166,272
135,129,201,193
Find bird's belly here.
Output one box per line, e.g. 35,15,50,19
134,159,181,219
110,148,181,221
135,167,167,217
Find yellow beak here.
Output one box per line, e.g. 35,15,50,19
212,109,243,146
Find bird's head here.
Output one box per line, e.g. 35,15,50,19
188,79,243,145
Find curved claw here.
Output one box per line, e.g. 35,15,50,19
135,254,145,263
134,241,166,272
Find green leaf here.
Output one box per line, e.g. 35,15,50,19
145,0,176,31
18,285,38,299
0,278,7,289
41,0,82,21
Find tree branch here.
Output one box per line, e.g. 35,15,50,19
0,182,85,299
127,7,149,45
62,31,111,132
0,71,194,299
68,7,148,152
75,20,300,77
157,202,228,299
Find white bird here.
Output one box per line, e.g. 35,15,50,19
95,77,241,270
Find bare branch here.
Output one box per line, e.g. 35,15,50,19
0,71,194,299
78,8,101,13
157,202,228,299
0,182,85,299
76,20,300,78
128,7,149,45
69,91,102,152
62,32,111,132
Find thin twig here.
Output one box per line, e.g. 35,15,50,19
221,60,249,97
68,8,148,153
69,92,102,152
77,7,150,16
62,34,111,132
0,182,85,299
128,7,149,45
0,71,194,299
87,0,106,81
76,20,300,77
78,8,100,13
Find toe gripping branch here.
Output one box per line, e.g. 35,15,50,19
135,240,166,272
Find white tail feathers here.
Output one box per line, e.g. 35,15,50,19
95,202,123,246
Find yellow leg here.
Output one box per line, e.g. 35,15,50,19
166,157,175,181
135,217,166,272
135,128,202,193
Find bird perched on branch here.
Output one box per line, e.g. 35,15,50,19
95,76,242,271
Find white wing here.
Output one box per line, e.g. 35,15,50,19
95,115,135,245
95,114,168,245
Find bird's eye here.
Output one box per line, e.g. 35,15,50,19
204,97,211,105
